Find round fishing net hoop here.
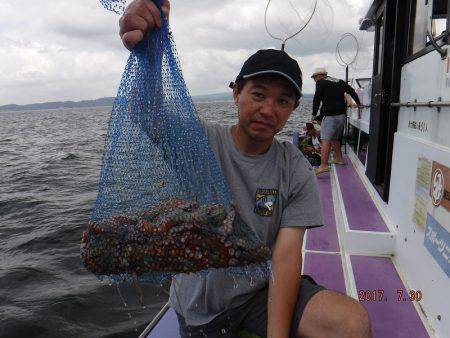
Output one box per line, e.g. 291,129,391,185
335,32,359,67
264,0,318,50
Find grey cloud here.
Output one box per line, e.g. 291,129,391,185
0,0,373,105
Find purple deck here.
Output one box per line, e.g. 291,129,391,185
351,255,429,338
303,252,346,294
146,307,181,338
306,173,340,252
335,156,389,232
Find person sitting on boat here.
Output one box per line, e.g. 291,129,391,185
310,68,362,175
298,122,322,167
119,2,371,337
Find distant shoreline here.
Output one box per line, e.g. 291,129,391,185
0,93,313,112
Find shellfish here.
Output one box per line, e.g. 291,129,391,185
81,198,271,278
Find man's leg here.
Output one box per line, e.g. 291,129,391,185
330,140,344,163
329,115,347,164
296,290,371,338
318,140,331,170
316,116,332,173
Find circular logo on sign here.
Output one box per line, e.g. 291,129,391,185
431,168,444,206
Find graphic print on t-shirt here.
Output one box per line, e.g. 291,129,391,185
254,188,278,217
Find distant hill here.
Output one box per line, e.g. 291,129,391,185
0,92,313,112
0,97,116,112
193,92,233,102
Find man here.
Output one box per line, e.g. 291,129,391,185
119,1,371,337
311,68,362,175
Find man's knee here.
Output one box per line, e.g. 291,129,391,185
342,301,371,337
296,291,371,338
325,300,371,338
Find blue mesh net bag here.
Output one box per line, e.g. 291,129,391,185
81,0,271,283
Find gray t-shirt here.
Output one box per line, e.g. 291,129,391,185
169,123,324,326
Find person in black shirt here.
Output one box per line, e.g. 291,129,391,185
310,68,361,175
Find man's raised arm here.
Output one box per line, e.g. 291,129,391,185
344,82,361,106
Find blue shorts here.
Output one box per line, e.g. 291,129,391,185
176,275,325,338
321,115,346,141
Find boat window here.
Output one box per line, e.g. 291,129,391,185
430,0,448,39
374,16,384,75
409,0,448,55
409,0,429,54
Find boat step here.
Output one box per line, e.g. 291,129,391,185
331,155,396,255
335,155,390,232
306,172,340,252
351,255,430,338
303,252,346,294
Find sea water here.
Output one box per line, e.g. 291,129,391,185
0,100,312,337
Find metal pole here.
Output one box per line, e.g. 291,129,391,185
344,64,349,154
344,117,348,154
346,65,349,84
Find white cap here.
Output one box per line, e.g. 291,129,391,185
311,67,328,78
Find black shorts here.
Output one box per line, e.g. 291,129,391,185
177,275,326,338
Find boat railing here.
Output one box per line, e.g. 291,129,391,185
139,302,171,338
390,99,450,112
391,100,450,107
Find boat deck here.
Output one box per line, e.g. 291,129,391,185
142,153,432,338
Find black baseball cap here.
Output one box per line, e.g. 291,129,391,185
230,49,303,98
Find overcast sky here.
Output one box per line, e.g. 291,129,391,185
0,0,374,105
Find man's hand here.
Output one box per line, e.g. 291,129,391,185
310,116,316,123
119,0,170,50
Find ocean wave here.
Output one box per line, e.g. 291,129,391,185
0,266,61,285
0,197,48,217
62,153,79,161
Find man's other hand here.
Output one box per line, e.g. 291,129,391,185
119,0,170,50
